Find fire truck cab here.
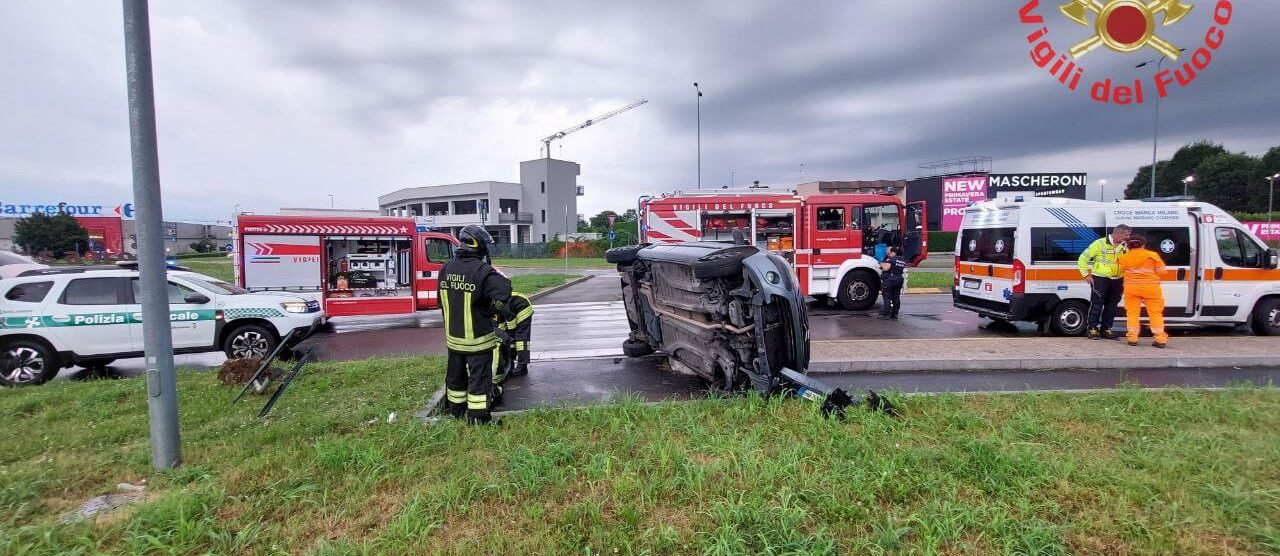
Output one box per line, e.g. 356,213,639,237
233,215,459,317
639,190,927,310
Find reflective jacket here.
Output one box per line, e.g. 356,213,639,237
500,292,533,330
438,253,512,353
1078,237,1127,279
1118,248,1167,285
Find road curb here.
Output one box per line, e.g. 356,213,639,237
415,386,447,422
905,287,950,294
528,274,594,302
807,353,1280,373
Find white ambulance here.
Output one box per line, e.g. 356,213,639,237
952,197,1280,336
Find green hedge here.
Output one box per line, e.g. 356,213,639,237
176,252,229,260
928,231,957,253
1231,212,1279,222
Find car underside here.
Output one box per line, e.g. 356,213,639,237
607,242,809,394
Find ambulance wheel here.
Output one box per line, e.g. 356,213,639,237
605,244,646,265
837,271,878,311
0,339,61,387
1049,301,1089,337
223,324,277,360
1249,298,1280,336
622,339,654,358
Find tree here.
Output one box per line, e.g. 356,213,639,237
1124,141,1227,199
189,238,218,253
14,212,89,258
1261,146,1280,176
1189,152,1263,211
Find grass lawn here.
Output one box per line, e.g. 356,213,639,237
179,257,236,283
510,273,574,295
908,270,954,289
1,358,1277,555
493,257,613,269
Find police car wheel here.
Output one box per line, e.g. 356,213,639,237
1249,298,1280,336
223,324,277,360
0,340,61,387
837,271,878,311
1049,301,1089,337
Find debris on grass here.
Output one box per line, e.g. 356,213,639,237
59,483,147,523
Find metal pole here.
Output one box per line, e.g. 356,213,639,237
123,0,181,470
694,83,702,189
1268,177,1274,224
1149,57,1168,199
564,206,569,272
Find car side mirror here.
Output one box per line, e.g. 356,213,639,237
184,292,211,304
1269,249,1279,269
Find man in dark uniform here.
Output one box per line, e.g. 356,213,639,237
439,225,512,424
878,246,907,320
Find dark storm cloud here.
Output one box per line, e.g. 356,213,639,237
1,0,1276,218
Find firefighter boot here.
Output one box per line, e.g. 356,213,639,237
1087,327,1100,340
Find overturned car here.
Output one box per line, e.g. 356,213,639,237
606,242,809,394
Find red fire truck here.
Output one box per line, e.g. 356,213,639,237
233,215,458,317
639,190,927,310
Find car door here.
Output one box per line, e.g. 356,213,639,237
132,278,215,349
1205,226,1271,321
54,277,137,356
414,233,457,310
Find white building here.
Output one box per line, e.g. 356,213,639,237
378,158,582,244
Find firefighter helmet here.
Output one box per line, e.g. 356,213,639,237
457,225,494,256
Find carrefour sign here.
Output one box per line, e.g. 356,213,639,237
1,201,135,218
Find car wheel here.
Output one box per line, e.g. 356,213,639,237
622,338,654,358
1250,297,1280,336
1049,300,1089,336
605,244,647,265
690,248,754,280
1,339,61,387
836,271,878,311
223,324,277,360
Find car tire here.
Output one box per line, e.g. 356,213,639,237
690,248,753,280
1049,300,1089,337
0,339,62,387
622,338,654,358
605,244,646,265
836,270,878,311
1249,297,1280,336
223,324,277,360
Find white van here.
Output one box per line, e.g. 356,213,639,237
952,198,1280,336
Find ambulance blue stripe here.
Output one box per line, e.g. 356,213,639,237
1045,207,1099,252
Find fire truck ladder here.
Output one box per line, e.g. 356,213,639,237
540,99,648,158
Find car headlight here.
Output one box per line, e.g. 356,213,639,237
281,301,311,313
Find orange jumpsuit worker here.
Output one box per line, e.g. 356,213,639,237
1117,235,1168,348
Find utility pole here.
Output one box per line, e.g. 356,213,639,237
123,0,180,470
563,206,570,273
694,82,702,189
1098,179,1106,202
1136,51,1183,198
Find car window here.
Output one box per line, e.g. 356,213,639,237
816,207,845,231
132,279,198,304
4,281,54,303
60,277,126,305
426,238,455,262
1217,227,1266,268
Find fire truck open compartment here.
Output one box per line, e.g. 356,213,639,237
701,209,797,263
322,236,412,298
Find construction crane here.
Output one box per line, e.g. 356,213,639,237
540,99,648,158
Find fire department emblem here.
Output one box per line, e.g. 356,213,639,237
1060,0,1193,59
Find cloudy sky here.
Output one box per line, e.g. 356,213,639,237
3,1,1278,223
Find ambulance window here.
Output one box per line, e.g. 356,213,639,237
1130,228,1191,267
1030,227,1104,263
5,281,53,303
816,207,845,231
959,228,1016,264
1216,228,1265,268
60,277,127,305
426,238,455,262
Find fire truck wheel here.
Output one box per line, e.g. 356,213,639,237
691,248,753,280
836,271,878,311
605,244,646,265
622,339,654,358
1048,300,1089,337
1250,297,1280,336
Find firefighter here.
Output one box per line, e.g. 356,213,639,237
1118,235,1169,348
878,246,907,320
499,292,534,378
1078,224,1131,340
439,225,512,424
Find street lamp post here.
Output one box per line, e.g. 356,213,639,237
693,82,702,189
1183,175,1195,197
1099,179,1107,202
1136,50,1185,199
1268,173,1279,224
328,194,334,209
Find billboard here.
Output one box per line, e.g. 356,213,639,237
941,176,988,232
1244,222,1280,242
987,173,1087,199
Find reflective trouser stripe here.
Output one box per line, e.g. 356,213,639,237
514,341,527,351
491,344,501,384
467,394,488,410
446,389,467,404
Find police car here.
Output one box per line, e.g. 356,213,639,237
0,263,324,386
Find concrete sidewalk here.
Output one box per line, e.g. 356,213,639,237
810,336,1280,372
